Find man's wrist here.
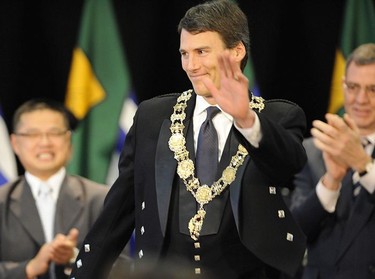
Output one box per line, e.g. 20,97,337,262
69,247,79,264
321,173,341,191
354,159,374,180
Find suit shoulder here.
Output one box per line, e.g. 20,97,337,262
265,98,302,110
303,137,322,159
140,92,180,106
138,91,193,109
260,98,305,119
136,91,191,118
68,175,108,194
303,137,315,148
0,181,12,201
0,177,22,198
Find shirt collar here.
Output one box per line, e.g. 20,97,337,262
26,168,66,201
194,95,232,121
364,132,375,145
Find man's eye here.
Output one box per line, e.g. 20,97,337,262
348,84,359,90
368,86,375,94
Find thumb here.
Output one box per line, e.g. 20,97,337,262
67,228,79,242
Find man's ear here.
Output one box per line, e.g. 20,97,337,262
10,134,19,155
233,41,246,62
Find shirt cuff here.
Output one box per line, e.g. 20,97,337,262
352,164,375,194
316,179,341,213
234,111,262,148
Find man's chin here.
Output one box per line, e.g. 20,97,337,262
191,85,209,96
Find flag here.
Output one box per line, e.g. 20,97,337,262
105,92,138,258
328,0,375,114
65,0,132,183
106,91,138,186
0,105,17,186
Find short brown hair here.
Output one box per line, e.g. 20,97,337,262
178,0,250,71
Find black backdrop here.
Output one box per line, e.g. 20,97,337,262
0,0,344,136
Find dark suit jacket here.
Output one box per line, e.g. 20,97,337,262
70,92,307,278
291,138,375,279
0,174,108,279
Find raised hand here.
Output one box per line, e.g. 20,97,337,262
201,50,256,128
312,113,369,172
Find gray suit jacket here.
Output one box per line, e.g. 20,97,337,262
0,175,108,279
291,138,375,279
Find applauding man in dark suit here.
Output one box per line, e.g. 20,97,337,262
291,43,375,278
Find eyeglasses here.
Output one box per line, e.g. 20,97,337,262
344,82,375,98
14,130,70,141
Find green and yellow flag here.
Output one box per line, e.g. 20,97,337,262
328,0,375,115
65,0,131,183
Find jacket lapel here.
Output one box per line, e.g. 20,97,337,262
155,93,196,236
335,189,375,262
55,176,83,234
335,170,354,221
155,119,178,236
10,178,46,245
335,146,375,262
229,129,250,231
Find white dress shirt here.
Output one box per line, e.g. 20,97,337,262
26,168,65,241
193,95,262,161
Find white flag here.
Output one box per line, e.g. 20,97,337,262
106,92,138,185
0,107,17,186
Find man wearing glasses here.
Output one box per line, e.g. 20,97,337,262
0,99,109,279
290,43,375,278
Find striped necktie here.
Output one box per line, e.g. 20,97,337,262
353,138,372,198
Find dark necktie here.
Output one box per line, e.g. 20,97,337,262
196,106,220,185
178,107,221,235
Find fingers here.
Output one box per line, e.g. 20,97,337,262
26,244,52,278
311,120,337,152
50,230,79,264
201,75,218,97
311,115,348,156
312,113,364,171
343,113,359,134
312,113,350,140
325,113,347,131
218,50,243,82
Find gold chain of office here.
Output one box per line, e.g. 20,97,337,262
168,89,265,240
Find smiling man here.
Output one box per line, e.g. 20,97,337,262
290,43,375,278
70,1,307,278
0,99,108,279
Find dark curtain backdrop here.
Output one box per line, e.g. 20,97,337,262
0,0,344,136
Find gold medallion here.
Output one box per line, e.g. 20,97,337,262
177,159,194,179
195,185,212,204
